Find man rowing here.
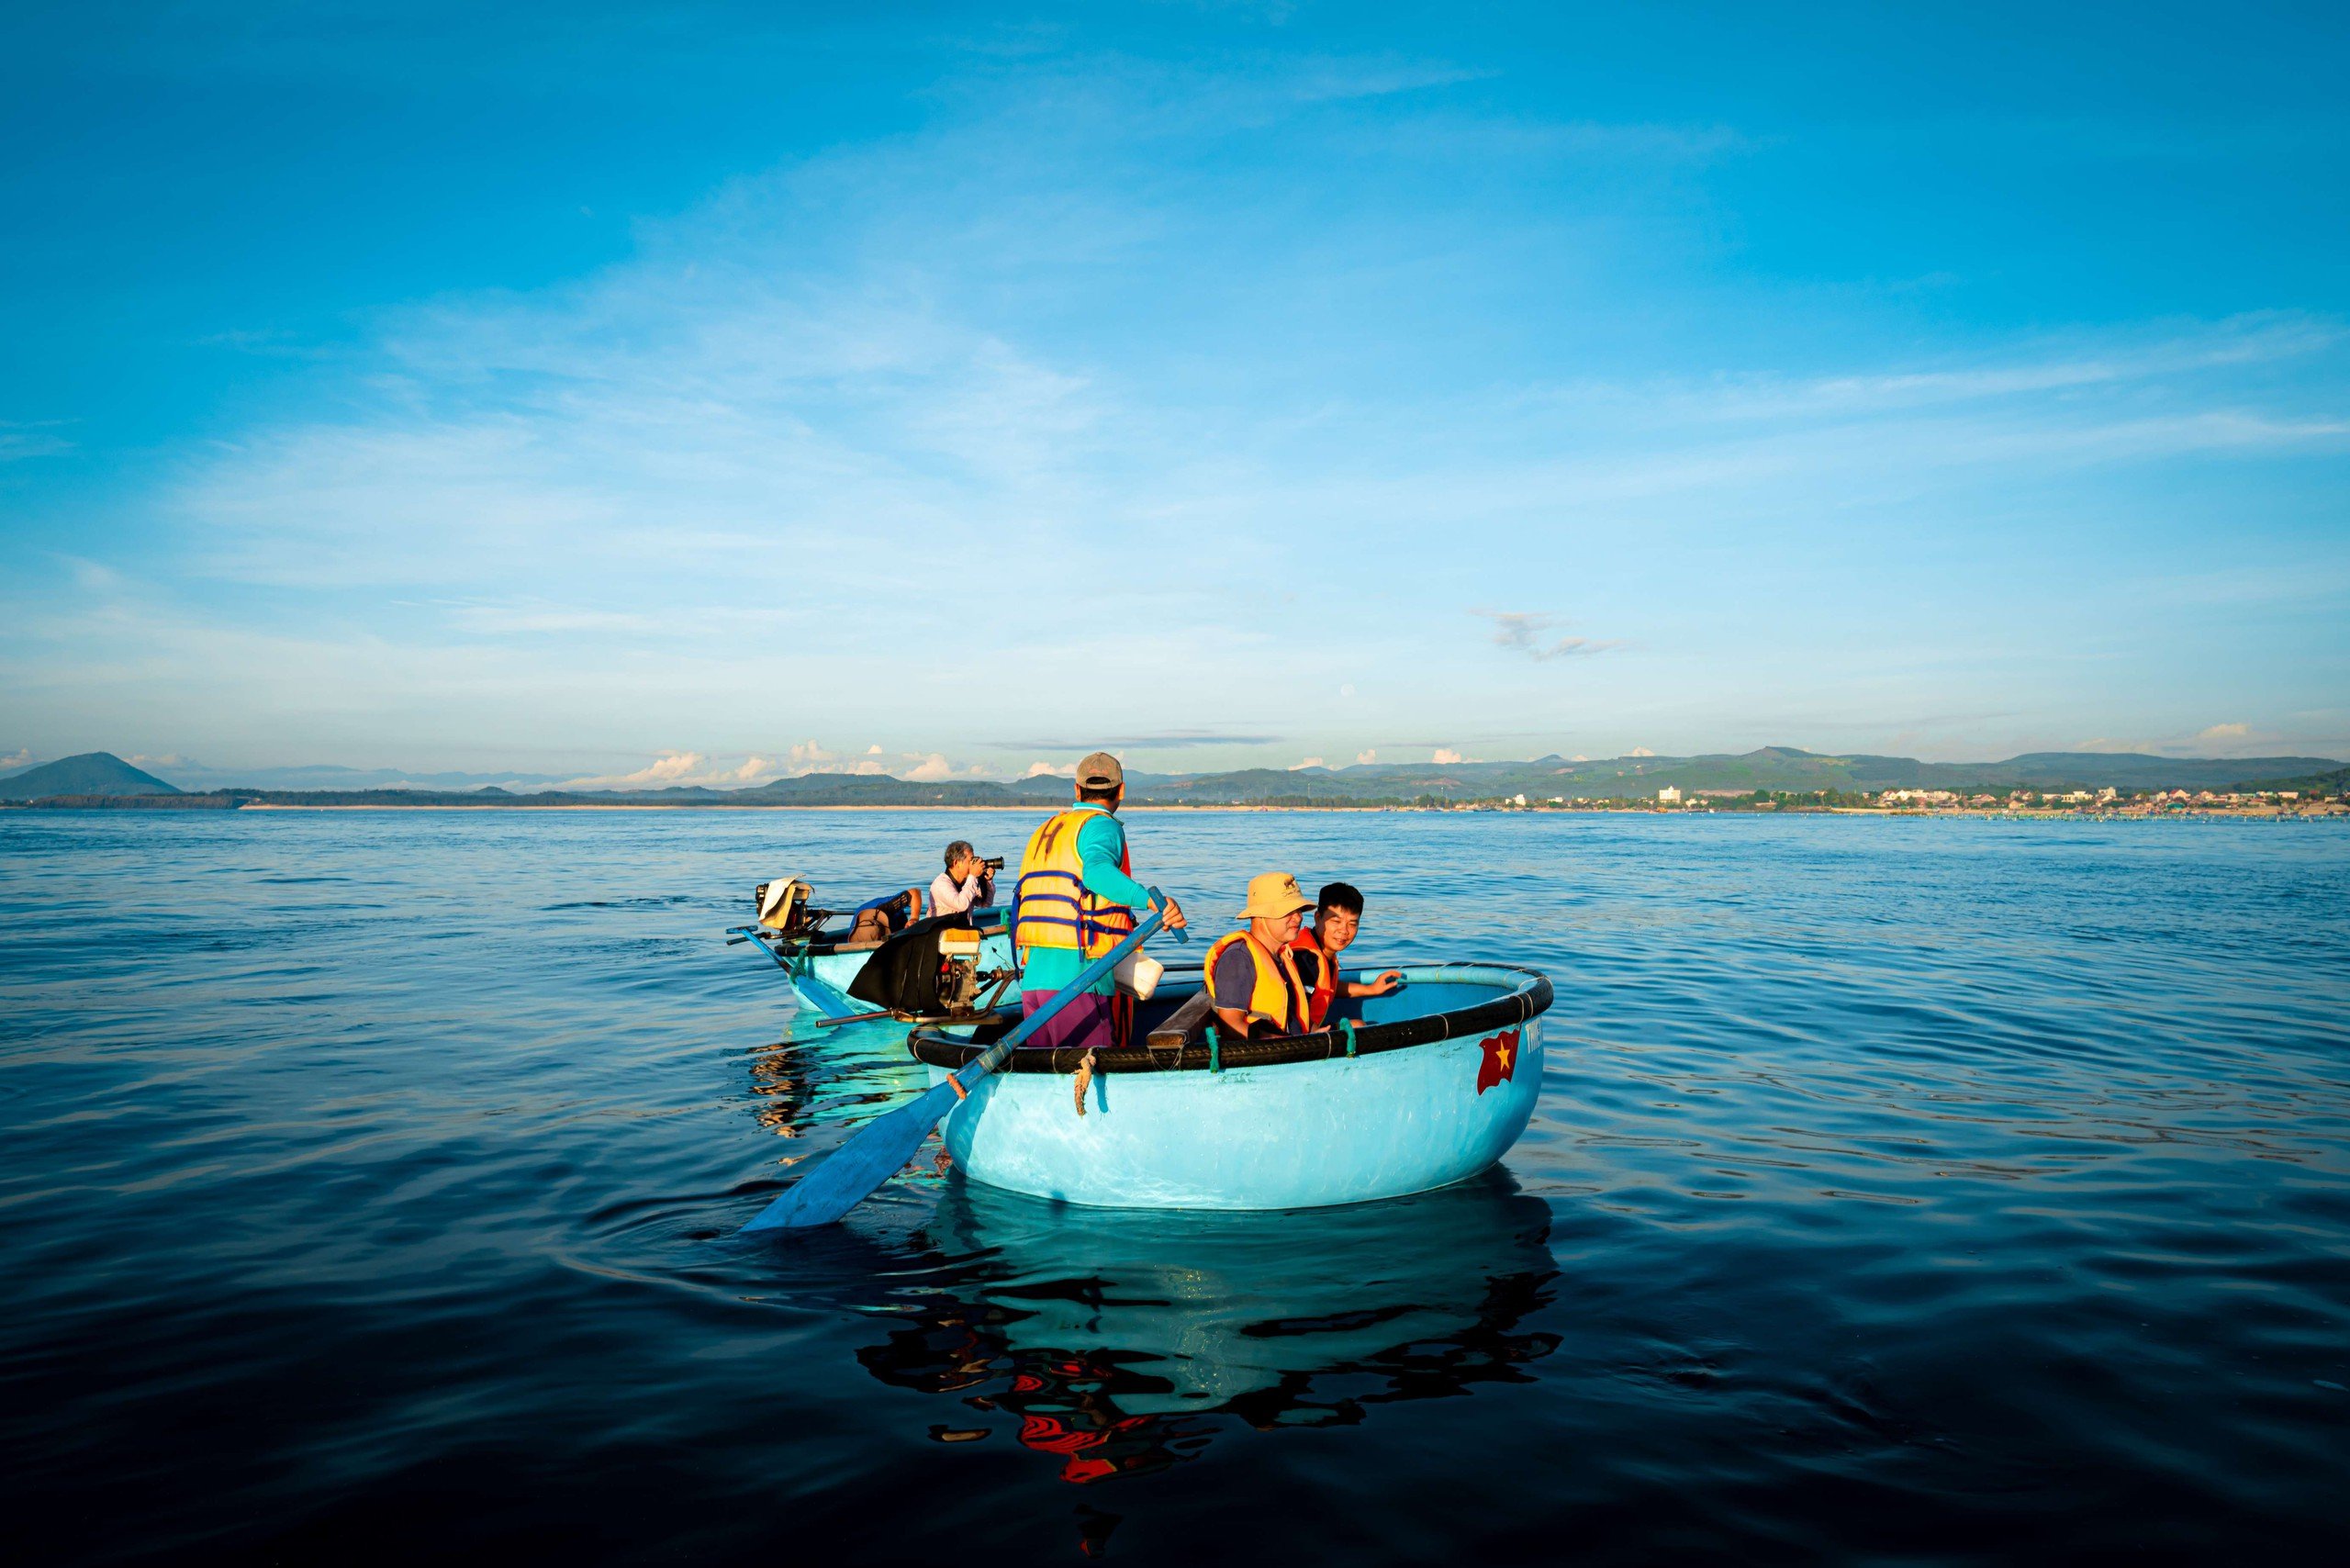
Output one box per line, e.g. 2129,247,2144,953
1010,752,1186,1051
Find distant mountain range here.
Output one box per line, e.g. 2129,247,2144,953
5,746,2344,807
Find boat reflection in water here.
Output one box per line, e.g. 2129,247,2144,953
856,1171,1560,1484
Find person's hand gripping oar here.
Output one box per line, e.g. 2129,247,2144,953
740,890,1186,1232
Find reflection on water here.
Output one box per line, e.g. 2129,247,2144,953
855,1173,1558,1484
745,1014,934,1140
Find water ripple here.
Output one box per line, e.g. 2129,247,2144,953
1,809,2345,1563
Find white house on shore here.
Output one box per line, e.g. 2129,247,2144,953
1658,786,1683,805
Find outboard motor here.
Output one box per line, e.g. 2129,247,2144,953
753,878,819,937
847,914,1014,1020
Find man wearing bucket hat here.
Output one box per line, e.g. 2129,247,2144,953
1205,873,1316,1042
1010,751,1187,1053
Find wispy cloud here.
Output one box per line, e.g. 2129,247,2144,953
442,600,666,635
7,39,2344,774
1473,610,1618,661
0,421,73,461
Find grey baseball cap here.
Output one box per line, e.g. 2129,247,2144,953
1076,751,1125,789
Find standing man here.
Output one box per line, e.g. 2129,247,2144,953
1011,752,1186,1051
1287,881,1404,1029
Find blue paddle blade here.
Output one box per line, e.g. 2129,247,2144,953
740,1078,963,1231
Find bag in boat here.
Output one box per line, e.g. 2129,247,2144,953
1113,947,1162,1001
846,912,980,1015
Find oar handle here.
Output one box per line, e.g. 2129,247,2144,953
1153,888,1191,946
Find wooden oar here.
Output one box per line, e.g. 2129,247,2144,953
740,895,1181,1232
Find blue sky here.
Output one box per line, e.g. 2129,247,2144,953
4,1,2346,787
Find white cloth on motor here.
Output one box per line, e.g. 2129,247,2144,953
757,878,808,927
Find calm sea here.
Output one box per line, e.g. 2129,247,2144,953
3,808,2346,1563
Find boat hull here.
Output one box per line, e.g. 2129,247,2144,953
930,1014,1544,1210
772,924,1018,1020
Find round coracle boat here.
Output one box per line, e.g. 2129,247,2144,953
904,963,1552,1212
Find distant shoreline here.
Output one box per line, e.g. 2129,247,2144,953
9,800,2337,822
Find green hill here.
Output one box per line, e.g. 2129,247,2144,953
0,752,181,801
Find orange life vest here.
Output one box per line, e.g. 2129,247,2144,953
1204,928,1310,1037
1287,929,1337,1029
1012,805,1138,959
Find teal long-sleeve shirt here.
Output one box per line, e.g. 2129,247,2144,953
1017,804,1152,995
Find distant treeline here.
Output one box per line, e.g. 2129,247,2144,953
8,747,2346,811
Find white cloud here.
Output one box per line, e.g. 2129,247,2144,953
1026,760,1075,778
904,752,954,781
1291,756,1326,769
2080,722,2295,758
1431,747,1464,765
788,740,836,771
1628,746,1656,756
0,748,35,771
1355,748,1377,764
554,749,781,790
866,744,884,755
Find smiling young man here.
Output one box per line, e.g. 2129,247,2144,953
1287,881,1403,1029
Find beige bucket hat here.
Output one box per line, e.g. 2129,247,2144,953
1238,872,1315,921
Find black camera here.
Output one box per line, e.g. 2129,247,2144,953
978,856,1005,873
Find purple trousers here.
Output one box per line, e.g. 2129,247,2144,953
1018,989,1129,1052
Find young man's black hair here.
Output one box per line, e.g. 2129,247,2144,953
1317,881,1364,916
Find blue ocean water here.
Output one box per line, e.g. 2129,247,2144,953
3,808,2346,1563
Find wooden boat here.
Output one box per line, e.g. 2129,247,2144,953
902,962,1552,1211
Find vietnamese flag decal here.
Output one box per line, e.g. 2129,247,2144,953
1475,1029,1522,1094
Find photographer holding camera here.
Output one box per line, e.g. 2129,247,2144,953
928,839,999,918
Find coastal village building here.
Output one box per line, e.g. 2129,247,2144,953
1879,789,1960,806
1657,787,1682,805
